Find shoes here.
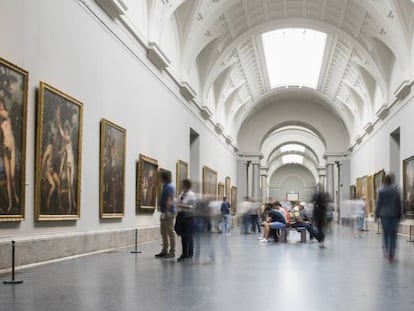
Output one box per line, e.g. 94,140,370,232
257,236,264,240
319,243,326,249
154,252,167,258
177,256,188,262
259,238,269,243
164,252,175,258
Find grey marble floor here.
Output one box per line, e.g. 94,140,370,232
1,225,414,311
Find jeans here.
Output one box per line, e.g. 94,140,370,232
381,217,399,257
356,216,364,230
222,214,230,234
250,214,261,233
292,222,319,240
180,217,194,258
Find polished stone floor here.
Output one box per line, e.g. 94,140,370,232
1,225,414,311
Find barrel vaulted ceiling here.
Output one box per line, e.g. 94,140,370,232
100,0,414,151
144,0,414,149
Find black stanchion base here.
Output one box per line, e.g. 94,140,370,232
130,251,142,254
3,280,23,285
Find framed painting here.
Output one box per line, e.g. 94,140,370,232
349,185,356,200
374,169,385,199
176,160,188,196
360,176,367,198
35,82,83,221
202,166,217,198
136,154,158,213
157,167,171,211
231,186,237,215
356,177,362,199
99,119,126,218
366,175,374,216
218,182,225,200
403,156,414,218
225,176,231,198
0,57,28,221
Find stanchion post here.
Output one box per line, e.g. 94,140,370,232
3,241,23,285
407,225,414,243
130,228,142,254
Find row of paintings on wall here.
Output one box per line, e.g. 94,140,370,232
350,159,414,217
0,56,237,222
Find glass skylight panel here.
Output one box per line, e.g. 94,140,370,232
262,28,327,88
281,144,305,153
282,155,303,164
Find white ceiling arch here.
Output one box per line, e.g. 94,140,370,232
266,143,320,168
143,0,414,151
268,164,318,188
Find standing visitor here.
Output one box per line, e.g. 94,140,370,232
313,192,328,248
176,179,196,261
220,197,231,235
155,171,176,258
375,174,401,262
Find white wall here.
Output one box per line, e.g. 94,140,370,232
268,164,316,202
0,0,237,239
237,99,349,153
350,91,414,187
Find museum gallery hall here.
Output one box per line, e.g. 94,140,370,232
1,1,414,310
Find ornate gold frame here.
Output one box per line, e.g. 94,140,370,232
99,119,126,219
35,82,83,221
366,175,374,216
403,156,414,217
231,186,237,215
218,182,225,200
0,57,28,222
225,176,231,198
202,165,217,198
373,169,385,199
176,159,188,196
136,154,158,213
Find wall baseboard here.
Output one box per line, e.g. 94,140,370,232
0,227,159,270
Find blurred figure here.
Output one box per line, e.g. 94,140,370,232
375,174,401,262
326,196,335,233
155,171,176,258
259,201,286,243
176,179,196,262
312,192,328,248
220,197,231,235
291,201,319,240
238,197,251,234
353,196,366,236
249,199,261,234
193,194,212,262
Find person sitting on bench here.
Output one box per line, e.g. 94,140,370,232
259,202,286,243
290,202,319,241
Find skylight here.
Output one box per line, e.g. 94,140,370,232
262,28,327,89
281,144,305,153
282,155,303,164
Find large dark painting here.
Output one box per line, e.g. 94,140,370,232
176,160,188,196
0,57,28,221
403,156,414,218
35,82,83,220
136,154,158,213
202,166,217,199
100,119,126,218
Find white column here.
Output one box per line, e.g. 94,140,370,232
326,163,335,197
252,163,260,200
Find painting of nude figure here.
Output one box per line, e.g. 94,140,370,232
0,57,28,221
100,119,126,218
35,82,83,221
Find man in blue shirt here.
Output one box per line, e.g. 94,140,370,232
155,171,176,258
220,197,231,234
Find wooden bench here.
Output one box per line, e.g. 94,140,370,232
280,226,307,243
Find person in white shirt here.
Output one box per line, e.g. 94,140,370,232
176,179,196,261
